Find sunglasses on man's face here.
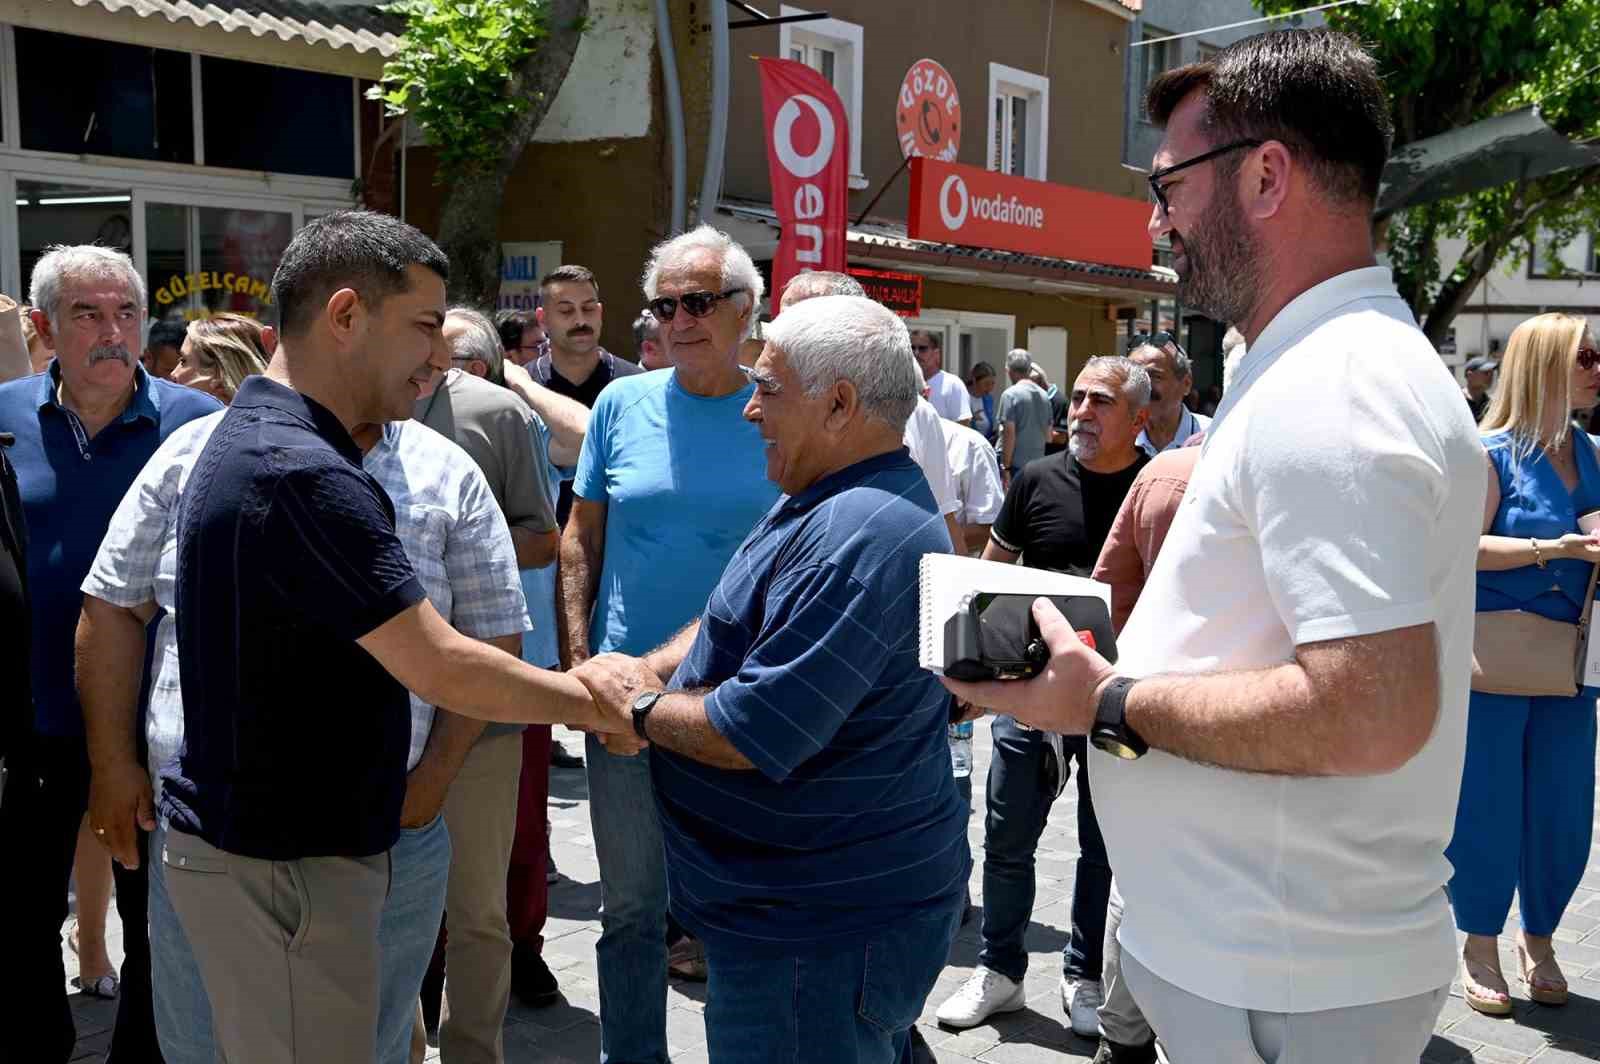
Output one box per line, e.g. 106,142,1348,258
647,289,746,322
1578,346,1600,371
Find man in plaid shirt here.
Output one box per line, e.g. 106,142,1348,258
78,406,528,1064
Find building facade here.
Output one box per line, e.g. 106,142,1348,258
716,0,1174,394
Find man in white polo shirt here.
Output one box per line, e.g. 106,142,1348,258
944,29,1483,1063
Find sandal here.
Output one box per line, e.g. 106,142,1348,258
71,973,119,1000
1517,936,1569,1006
1461,939,1513,1016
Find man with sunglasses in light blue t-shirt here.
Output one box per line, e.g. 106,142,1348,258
558,225,779,1064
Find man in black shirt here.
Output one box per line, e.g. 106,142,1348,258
936,356,1151,1040
529,265,642,524
155,211,629,1063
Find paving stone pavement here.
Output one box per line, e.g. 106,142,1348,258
54,723,1600,1062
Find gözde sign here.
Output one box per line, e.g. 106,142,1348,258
759,57,849,303
907,158,1153,272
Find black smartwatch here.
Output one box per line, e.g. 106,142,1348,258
631,691,664,740
1089,677,1147,760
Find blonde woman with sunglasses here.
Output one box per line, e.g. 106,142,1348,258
1449,312,1600,1016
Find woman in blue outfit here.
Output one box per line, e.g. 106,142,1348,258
1450,312,1600,1016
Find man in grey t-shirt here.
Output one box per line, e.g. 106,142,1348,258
413,306,560,1057
997,349,1051,486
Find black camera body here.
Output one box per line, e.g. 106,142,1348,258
943,592,1117,682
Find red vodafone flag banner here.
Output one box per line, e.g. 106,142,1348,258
758,58,849,307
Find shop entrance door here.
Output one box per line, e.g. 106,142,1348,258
140,194,296,324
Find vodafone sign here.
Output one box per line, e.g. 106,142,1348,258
908,158,1153,272
758,58,848,306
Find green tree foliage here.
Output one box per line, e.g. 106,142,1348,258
370,0,551,177
1258,0,1600,343
368,0,589,308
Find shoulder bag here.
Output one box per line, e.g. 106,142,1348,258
1471,553,1600,698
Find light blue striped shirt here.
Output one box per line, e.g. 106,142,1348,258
84,414,528,793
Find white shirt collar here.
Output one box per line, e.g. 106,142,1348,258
1210,266,1399,436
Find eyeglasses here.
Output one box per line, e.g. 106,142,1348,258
1128,330,1187,358
647,289,746,321
1147,138,1264,216
1578,346,1600,370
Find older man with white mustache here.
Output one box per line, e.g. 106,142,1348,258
937,355,1151,1039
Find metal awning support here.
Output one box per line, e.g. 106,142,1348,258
722,0,830,30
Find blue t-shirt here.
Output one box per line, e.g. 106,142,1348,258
164,377,425,859
655,449,970,949
572,369,778,656
0,363,220,736
1479,430,1600,624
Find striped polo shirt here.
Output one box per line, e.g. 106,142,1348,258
655,448,970,949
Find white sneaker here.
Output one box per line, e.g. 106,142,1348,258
935,967,1027,1029
1063,977,1104,1038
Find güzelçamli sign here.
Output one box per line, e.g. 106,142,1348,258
906,158,1153,272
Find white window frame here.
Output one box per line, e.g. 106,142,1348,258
1138,27,1178,123
779,6,866,191
904,308,1017,378
0,22,359,299
987,63,1049,181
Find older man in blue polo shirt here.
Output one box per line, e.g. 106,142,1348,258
0,244,220,1062
576,294,970,1064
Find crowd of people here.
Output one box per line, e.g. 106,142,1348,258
0,26,1596,1064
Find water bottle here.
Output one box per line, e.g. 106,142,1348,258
949,720,974,779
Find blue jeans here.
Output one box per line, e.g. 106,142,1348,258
1447,690,1598,936
149,816,451,1064
586,733,669,1064
702,901,961,1064
376,815,452,1064
978,716,1109,983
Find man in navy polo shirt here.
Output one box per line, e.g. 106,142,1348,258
158,210,629,1063
0,243,221,1062
575,294,969,1064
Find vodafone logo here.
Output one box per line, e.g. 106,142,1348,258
936,173,1046,233
939,174,969,229
773,94,835,179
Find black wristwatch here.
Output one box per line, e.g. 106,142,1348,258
1089,677,1147,760
631,690,664,740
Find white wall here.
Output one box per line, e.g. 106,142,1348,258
1437,233,1600,378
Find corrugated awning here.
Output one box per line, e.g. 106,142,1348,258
61,0,400,56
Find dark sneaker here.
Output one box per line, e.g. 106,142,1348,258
510,942,560,1007
1091,1037,1157,1064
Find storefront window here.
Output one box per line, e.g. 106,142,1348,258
17,180,134,305
15,29,193,164
201,57,354,179
148,205,293,324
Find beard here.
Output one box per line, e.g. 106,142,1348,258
1174,182,1261,326
1068,424,1100,462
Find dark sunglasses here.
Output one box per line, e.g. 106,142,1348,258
1578,346,1600,371
1147,138,1264,215
1128,330,1186,358
647,289,746,321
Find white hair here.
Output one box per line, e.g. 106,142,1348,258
1080,355,1152,409
640,225,765,339
29,244,146,331
1005,349,1033,375
764,295,921,430
445,305,503,382
783,270,864,302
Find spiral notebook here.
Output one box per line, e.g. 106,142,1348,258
918,553,1111,675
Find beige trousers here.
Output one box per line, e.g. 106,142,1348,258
435,731,524,1064
162,826,389,1064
